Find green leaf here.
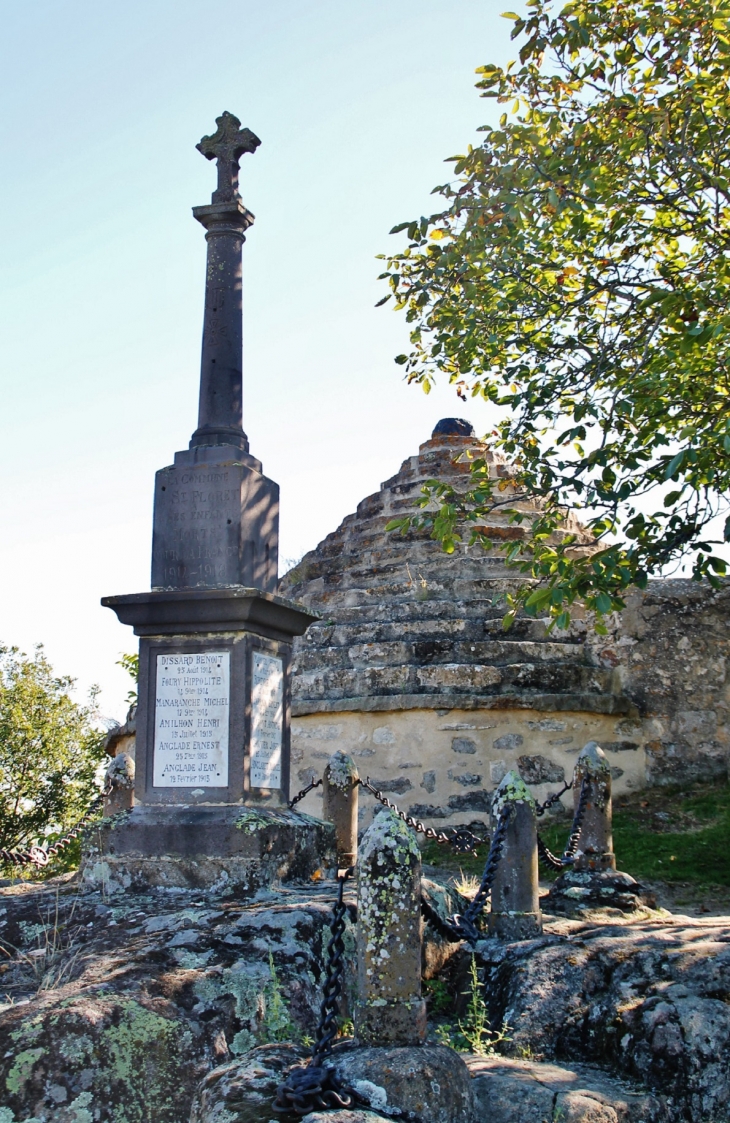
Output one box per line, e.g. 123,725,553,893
595,592,612,614
664,452,685,480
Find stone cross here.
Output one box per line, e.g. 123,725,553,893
573,742,616,871
322,751,359,870
488,771,542,939
354,808,427,1046
197,111,261,204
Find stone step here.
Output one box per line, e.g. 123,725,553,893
296,601,571,644
292,638,588,673
290,575,533,612
291,661,612,702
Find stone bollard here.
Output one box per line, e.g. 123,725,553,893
572,741,616,871
487,771,542,939
103,753,135,817
322,751,359,869
545,741,656,915
354,807,427,1046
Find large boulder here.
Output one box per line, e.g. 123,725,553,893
0,878,354,1123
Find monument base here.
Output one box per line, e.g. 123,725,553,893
81,806,335,895
544,868,656,916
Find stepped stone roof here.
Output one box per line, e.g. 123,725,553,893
279,423,633,718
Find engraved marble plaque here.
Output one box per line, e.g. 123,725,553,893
250,651,283,788
153,652,230,787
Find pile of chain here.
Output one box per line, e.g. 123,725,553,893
272,867,355,1117
0,784,112,870
535,778,590,871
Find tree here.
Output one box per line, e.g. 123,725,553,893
0,645,106,865
380,0,730,630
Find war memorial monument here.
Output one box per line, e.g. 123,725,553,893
99,112,332,890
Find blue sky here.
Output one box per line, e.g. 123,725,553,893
0,0,512,720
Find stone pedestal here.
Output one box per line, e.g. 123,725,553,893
83,805,334,895
98,587,333,891
151,444,279,592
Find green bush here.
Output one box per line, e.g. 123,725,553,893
0,644,107,873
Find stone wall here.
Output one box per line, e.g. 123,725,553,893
588,579,730,786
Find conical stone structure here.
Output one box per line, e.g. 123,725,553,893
280,421,643,827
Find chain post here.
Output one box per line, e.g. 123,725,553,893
354,808,426,1046
322,751,359,869
572,741,616,871
486,771,542,940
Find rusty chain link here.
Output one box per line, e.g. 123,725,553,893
536,777,590,872
273,866,355,1117
287,777,323,810
534,778,574,817
359,777,488,855
421,802,513,945
0,784,113,870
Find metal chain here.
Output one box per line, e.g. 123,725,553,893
287,777,323,810
536,777,590,872
534,779,574,818
421,802,513,945
0,784,113,869
272,866,355,1117
359,778,488,855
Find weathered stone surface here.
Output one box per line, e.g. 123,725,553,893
103,751,135,816
466,1055,666,1122
517,754,565,785
332,1044,475,1123
467,914,730,1122
190,1042,306,1123
0,877,355,1123
323,751,359,868
546,869,656,917
82,806,335,895
573,742,616,872
488,772,542,939
301,1112,384,1122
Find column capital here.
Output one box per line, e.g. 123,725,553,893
192,200,254,234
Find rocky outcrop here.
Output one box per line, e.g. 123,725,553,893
462,912,730,1122
3,873,730,1123
0,877,355,1123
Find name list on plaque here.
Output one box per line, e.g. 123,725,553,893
250,652,283,788
154,652,230,787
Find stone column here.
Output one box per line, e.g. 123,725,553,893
487,771,542,940
322,751,359,869
354,808,427,1046
573,741,616,871
190,200,252,451
190,111,260,452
